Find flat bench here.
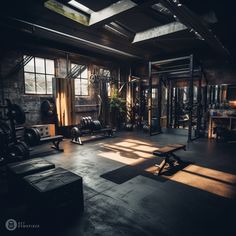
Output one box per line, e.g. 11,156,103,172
153,144,186,175
40,135,64,151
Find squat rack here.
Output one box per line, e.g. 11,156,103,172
148,55,205,141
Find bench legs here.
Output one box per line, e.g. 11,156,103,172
51,140,64,152
155,154,182,176
71,137,83,145
155,158,168,176
171,153,182,163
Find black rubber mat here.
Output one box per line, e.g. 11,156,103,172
101,165,140,184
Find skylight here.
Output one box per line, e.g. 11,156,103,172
68,0,93,15
45,0,89,25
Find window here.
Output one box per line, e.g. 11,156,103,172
71,63,89,96
24,56,55,94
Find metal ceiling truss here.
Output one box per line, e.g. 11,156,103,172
159,0,230,57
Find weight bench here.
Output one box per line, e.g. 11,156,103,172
40,135,64,151
153,144,186,176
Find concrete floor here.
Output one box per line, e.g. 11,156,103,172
1,131,236,236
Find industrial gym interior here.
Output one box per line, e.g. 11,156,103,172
1,0,236,235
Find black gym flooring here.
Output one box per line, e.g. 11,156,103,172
1,131,236,236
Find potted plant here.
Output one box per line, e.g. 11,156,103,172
109,89,126,129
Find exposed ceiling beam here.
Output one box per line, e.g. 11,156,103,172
3,17,142,59
159,0,230,57
89,0,137,26
132,21,187,43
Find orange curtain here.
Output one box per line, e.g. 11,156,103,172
53,77,75,126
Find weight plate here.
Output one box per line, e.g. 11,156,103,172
93,120,101,130
71,127,80,139
87,118,92,130
24,128,40,146
84,117,88,129
24,132,33,146
81,117,86,129
34,128,41,144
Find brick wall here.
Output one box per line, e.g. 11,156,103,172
0,50,119,126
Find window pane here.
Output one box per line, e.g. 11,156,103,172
46,75,53,94
35,57,45,73
75,79,81,95
36,74,46,94
81,67,88,78
24,56,35,72
81,84,88,95
81,79,88,85
46,59,55,74
24,73,36,94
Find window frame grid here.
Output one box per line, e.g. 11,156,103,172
24,56,55,95
72,63,89,97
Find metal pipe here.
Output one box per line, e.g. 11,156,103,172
151,56,190,66
188,54,194,142
148,62,152,136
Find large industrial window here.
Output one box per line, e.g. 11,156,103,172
71,63,89,96
24,56,55,94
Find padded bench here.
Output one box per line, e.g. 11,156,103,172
6,158,55,198
40,135,64,151
23,167,84,216
153,144,186,175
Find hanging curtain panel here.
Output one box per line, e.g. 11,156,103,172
53,77,75,126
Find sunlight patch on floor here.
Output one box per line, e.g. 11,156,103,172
184,165,236,184
114,141,138,147
163,164,236,199
124,139,154,146
98,151,145,165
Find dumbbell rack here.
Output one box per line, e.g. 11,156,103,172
71,116,114,145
